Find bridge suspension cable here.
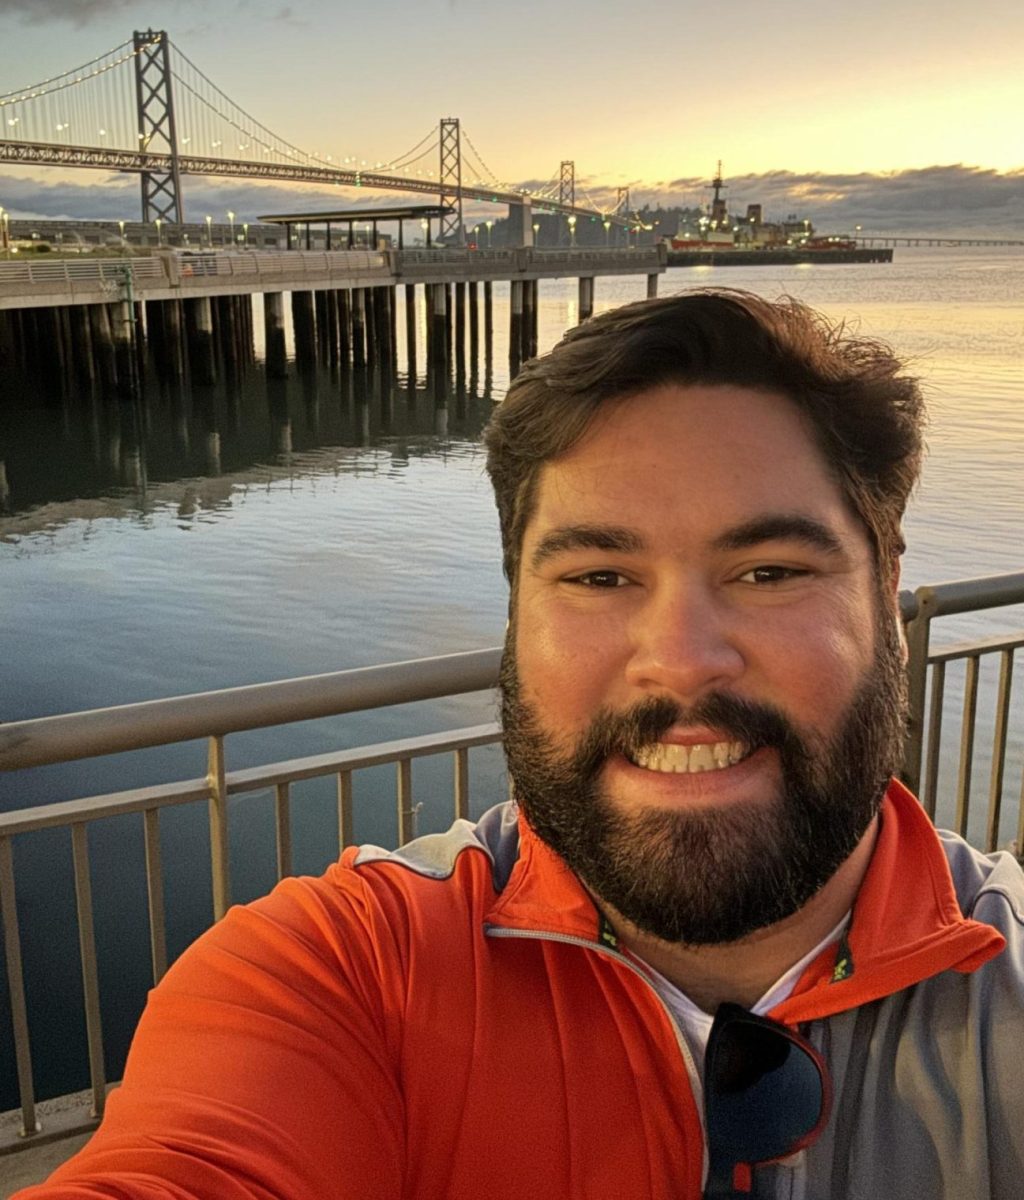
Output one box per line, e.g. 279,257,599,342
0,39,148,149
0,38,134,103
168,42,316,166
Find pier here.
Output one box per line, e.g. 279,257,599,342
0,244,666,394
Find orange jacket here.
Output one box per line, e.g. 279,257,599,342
19,781,1018,1199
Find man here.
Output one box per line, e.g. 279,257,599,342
18,290,1023,1199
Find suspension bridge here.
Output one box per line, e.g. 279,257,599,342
0,29,632,244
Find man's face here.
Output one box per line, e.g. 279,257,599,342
502,383,907,945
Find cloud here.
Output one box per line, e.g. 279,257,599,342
0,164,1020,238
0,0,137,26
581,166,1024,238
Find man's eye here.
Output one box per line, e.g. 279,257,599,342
567,570,629,588
738,565,809,585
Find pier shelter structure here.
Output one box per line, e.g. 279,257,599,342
257,205,455,252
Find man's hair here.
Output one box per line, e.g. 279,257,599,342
484,288,925,588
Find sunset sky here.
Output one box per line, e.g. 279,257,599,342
1,0,1021,234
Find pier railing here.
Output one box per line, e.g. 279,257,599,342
0,245,666,310
1,573,1023,1158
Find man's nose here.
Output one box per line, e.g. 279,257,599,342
623,580,745,701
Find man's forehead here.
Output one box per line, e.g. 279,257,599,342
520,383,865,552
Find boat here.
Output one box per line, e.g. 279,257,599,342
663,164,892,265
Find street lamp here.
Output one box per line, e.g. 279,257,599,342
485,219,493,248
227,211,236,244
243,222,249,247
603,219,611,247
205,214,213,247
568,215,577,247
532,221,540,247
154,218,163,247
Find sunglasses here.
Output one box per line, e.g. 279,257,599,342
703,1003,832,1198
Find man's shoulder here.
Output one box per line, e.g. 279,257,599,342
937,829,1024,935
345,800,522,891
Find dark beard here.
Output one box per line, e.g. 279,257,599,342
500,611,908,946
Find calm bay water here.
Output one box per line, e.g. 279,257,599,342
1,246,1022,1105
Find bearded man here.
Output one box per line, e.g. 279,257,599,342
18,290,1024,1200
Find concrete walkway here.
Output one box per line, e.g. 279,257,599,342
1,1134,91,1197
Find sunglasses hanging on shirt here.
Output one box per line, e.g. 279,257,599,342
703,1003,833,1199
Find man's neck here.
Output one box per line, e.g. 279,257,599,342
603,816,879,1013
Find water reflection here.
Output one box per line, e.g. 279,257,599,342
0,356,496,534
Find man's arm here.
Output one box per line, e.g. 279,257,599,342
14,871,407,1199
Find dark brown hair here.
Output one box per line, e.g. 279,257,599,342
484,288,924,587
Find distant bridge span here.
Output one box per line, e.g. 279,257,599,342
0,139,600,222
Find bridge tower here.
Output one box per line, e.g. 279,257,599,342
133,29,184,224
438,118,464,246
559,161,575,207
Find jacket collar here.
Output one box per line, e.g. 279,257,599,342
486,781,1005,1019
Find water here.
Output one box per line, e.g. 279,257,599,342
1,247,1023,1106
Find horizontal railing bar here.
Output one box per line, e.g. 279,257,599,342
0,779,212,836
927,632,1024,664
225,723,502,793
0,648,502,772
912,572,1024,620
0,725,502,837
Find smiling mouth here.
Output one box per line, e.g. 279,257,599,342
628,741,749,774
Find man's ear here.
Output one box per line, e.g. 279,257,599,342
889,557,910,665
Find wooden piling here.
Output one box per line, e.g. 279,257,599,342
509,279,524,375
455,282,466,381
291,291,317,369
578,276,594,323
405,283,417,377
89,303,118,390
264,292,287,378
468,281,479,373
66,305,94,390
521,278,534,360
351,288,367,368
187,296,217,385
484,281,493,367
337,290,351,366
647,273,659,299
111,300,139,394
314,290,330,362
430,282,448,377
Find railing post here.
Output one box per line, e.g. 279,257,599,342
207,735,231,921
901,585,938,796
0,836,39,1139
142,809,168,983
71,823,107,1120
397,758,418,845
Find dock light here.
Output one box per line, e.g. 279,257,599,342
568,214,577,246
227,211,236,242
243,222,249,247
485,219,493,248
154,218,163,247
205,215,213,246
603,218,611,246
532,221,540,246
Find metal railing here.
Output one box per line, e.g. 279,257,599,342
1,574,1023,1155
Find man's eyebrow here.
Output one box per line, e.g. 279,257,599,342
712,514,847,556
530,525,644,568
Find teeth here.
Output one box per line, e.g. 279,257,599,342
631,741,746,774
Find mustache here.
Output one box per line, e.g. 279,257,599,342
572,692,805,774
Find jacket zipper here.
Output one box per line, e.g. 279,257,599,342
483,923,708,1157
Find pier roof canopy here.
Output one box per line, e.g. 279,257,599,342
257,206,454,224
